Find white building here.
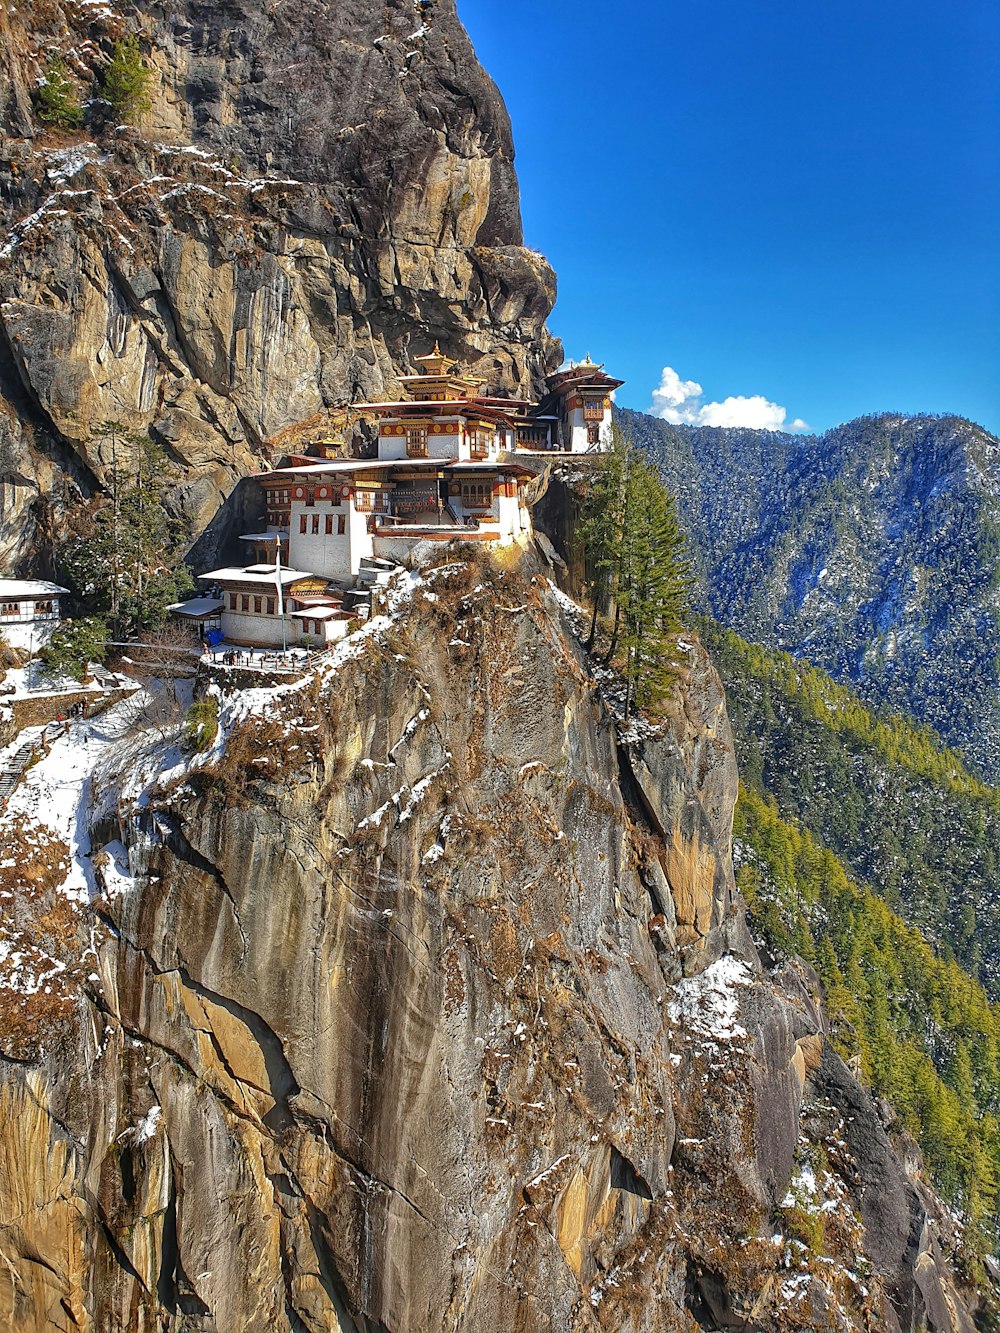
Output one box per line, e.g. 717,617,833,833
187,347,622,648
534,358,624,453
193,565,353,650
354,345,624,459
0,579,69,651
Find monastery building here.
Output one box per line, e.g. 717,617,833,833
187,350,622,649
0,578,69,651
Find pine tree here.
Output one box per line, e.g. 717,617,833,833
40,618,107,682
102,37,153,124
580,427,629,650
618,459,690,717
59,424,192,639
35,58,84,130
580,428,690,717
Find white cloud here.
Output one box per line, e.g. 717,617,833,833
650,365,808,432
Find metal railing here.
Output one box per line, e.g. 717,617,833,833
200,641,343,677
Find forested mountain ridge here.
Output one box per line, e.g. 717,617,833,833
621,407,1000,780
700,616,1000,1257
701,617,1000,993
735,787,1000,1264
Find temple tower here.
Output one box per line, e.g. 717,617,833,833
541,357,624,452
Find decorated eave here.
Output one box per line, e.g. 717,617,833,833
545,364,625,394
253,457,536,485
350,396,534,419
470,395,538,411
395,372,485,389
409,342,460,373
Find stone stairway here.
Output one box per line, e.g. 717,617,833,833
0,737,39,804
0,721,65,806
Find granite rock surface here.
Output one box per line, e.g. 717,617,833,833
0,559,978,1330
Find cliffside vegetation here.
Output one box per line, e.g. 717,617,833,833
40,617,107,681
32,36,152,130
579,432,690,717
706,619,1000,1256
57,426,193,638
34,57,84,129
100,37,152,123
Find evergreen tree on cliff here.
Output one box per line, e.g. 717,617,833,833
59,424,192,639
582,427,690,718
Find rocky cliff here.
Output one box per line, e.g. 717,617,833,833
0,0,559,571
0,553,980,1330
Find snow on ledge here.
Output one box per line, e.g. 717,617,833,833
667,955,753,1044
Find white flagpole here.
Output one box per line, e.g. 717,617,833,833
275,533,287,654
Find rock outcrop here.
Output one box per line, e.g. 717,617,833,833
0,556,980,1330
0,0,559,569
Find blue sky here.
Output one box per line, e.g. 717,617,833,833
458,0,1000,435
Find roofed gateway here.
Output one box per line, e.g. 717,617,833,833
180,350,623,649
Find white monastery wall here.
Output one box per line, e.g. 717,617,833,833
1,619,59,651
221,610,289,647
495,491,526,538
288,501,373,582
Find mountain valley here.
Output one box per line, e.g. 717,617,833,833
624,408,1000,781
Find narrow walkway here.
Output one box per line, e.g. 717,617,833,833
0,719,79,807
0,737,37,803
200,643,341,677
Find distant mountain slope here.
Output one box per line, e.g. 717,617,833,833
621,408,1000,779
703,618,1000,1251
735,785,1000,1258
700,617,1000,994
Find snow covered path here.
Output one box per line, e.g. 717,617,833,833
1,687,170,903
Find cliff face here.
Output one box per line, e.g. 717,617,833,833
0,556,979,1331
0,0,559,569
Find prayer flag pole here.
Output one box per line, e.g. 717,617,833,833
275,534,287,654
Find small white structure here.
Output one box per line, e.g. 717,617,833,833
536,358,622,453
0,579,69,651
165,595,224,634
198,563,354,650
